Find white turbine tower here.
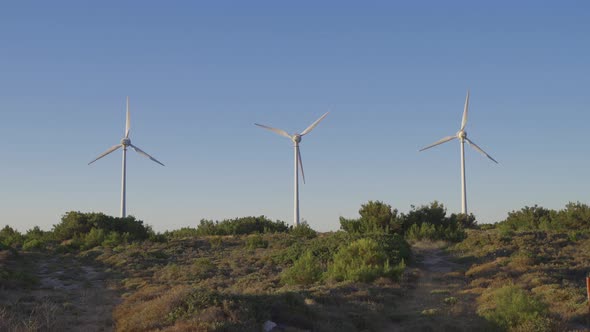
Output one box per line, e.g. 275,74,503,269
419,91,497,214
256,112,329,227
89,97,165,218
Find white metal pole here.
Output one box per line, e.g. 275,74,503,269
294,142,300,227
121,146,127,218
460,138,467,214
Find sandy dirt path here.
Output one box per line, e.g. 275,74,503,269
383,241,488,332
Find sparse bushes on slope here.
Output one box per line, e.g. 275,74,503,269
115,286,315,331
498,202,590,233
163,227,199,240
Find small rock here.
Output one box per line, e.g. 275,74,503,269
263,320,277,332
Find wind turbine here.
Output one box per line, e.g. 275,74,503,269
88,97,164,218
419,91,497,214
255,112,329,227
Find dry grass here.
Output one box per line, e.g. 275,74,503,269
2,228,589,331
450,229,590,330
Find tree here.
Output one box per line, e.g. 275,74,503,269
340,201,400,234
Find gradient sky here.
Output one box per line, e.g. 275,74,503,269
1,1,589,232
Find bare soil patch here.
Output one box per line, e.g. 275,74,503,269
0,252,118,332
383,241,491,332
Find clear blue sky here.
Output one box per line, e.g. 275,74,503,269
1,1,589,232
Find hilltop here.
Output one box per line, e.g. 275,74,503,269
1,201,590,331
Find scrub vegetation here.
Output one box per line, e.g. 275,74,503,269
1,201,589,331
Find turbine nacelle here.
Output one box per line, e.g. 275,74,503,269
121,138,131,146
456,131,467,140
292,135,302,144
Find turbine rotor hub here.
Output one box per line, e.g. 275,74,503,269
121,138,131,146
457,131,467,139
293,135,302,143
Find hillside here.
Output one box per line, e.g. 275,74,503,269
1,202,590,331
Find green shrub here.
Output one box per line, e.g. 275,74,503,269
0,226,24,248
290,223,317,239
281,250,323,285
444,297,458,305
340,201,401,234
405,222,466,242
498,205,553,232
497,202,590,233
479,223,496,230
273,232,349,266
82,228,106,249
52,212,153,243
22,239,45,250
340,201,470,242
245,234,268,250
406,222,437,241
326,238,405,282
479,285,549,330
24,226,52,245
196,216,289,236
102,231,129,247
164,227,199,240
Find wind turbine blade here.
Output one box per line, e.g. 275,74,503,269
129,144,165,166
301,112,329,136
465,138,498,164
255,123,291,139
125,96,131,138
297,148,306,184
419,136,456,152
88,144,122,165
460,90,470,131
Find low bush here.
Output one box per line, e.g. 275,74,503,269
497,202,590,232
326,238,405,282
22,239,45,251
196,216,289,236
281,250,323,285
102,231,129,247
82,228,106,250
406,222,466,242
52,212,153,244
340,201,472,242
163,227,199,240
339,201,401,234
0,226,24,248
245,234,268,250
289,223,317,239
478,285,549,331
